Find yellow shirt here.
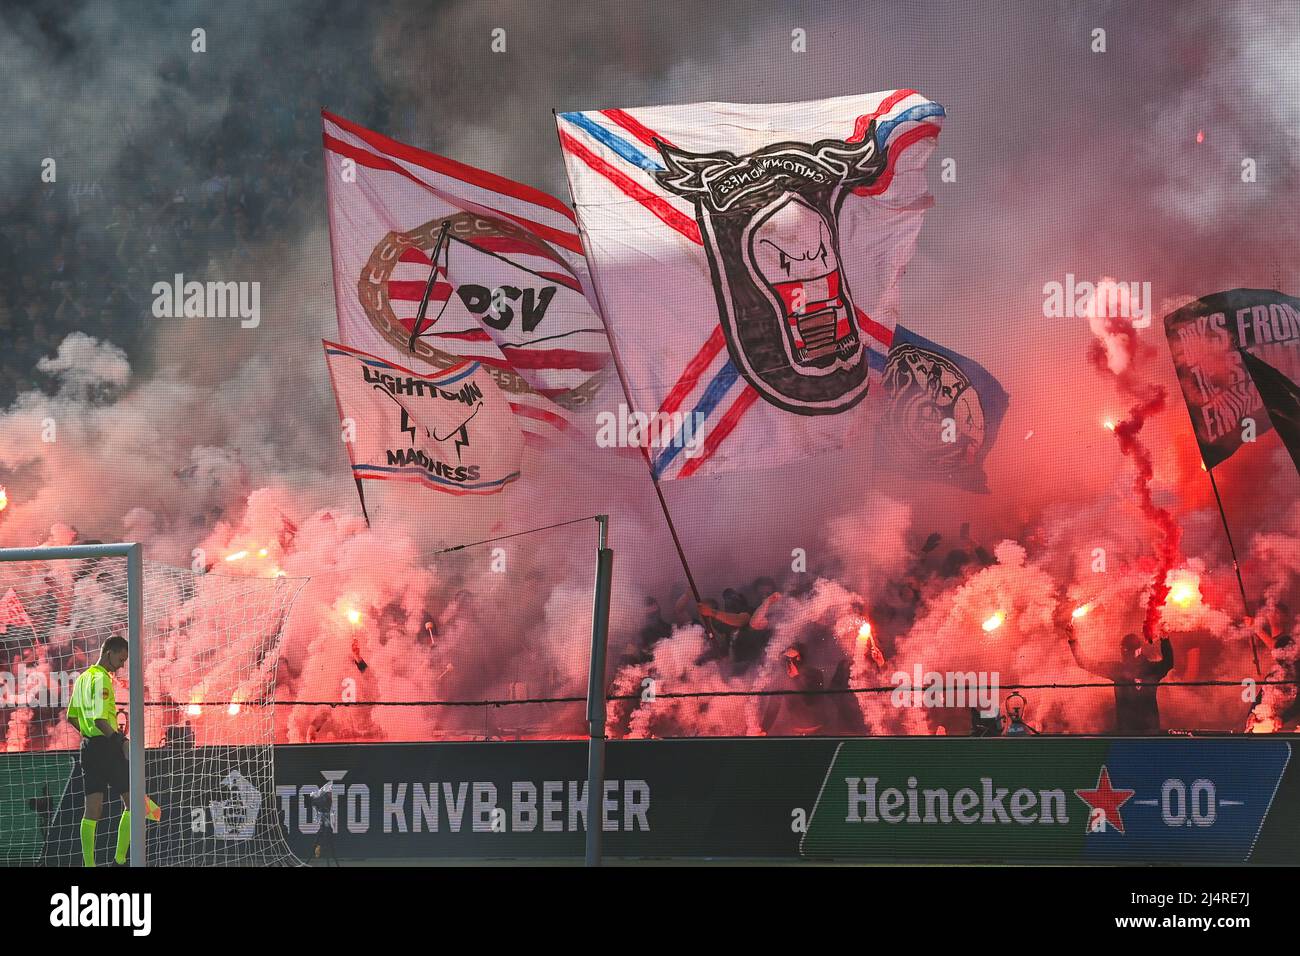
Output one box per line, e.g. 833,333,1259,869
67,663,115,738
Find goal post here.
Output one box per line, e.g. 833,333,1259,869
0,543,144,864
0,542,304,867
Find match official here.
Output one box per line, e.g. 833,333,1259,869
66,636,133,867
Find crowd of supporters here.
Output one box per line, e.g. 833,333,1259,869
624,526,1299,737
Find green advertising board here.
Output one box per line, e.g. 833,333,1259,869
0,750,73,865
801,738,1292,863
3,737,1297,864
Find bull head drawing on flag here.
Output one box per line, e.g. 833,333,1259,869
654,125,887,415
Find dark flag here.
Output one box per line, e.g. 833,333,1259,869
1241,348,1300,476
876,325,1009,493
1164,288,1300,468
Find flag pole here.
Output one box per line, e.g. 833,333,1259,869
1206,465,1261,675
585,515,613,867
354,477,372,529
548,110,714,632
1164,317,1263,675
407,220,451,354
580,253,711,622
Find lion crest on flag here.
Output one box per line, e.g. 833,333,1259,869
654,126,888,415
881,341,987,469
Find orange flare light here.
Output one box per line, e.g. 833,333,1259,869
982,611,1006,632
1249,715,1280,734
855,618,884,667
225,550,248,563
345,608,362,626
1164,570,1202,609
186,703,202,717
228,702,241,716
0,486,8,511
1072,603,1093,619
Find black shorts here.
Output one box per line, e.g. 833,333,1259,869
79,734,129,796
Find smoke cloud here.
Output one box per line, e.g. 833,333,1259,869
1,1,1297,745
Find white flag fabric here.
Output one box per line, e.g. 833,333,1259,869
322,110,611,448
323,340,523,496
556,90,944,479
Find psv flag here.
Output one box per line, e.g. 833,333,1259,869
556,90,944,479
323,340,523,496
321,111,611,448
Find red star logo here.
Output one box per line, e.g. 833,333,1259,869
1074,766,1136,834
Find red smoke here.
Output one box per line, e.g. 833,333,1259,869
1086,288,1185,641
1112,387,1184,640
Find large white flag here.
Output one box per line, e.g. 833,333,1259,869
556,91,944,479
322,110,611,448
323,341,523,496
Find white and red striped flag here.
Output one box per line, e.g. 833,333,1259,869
322,111,611,448
556,91,944,479
0,587,34,634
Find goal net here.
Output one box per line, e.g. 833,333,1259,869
0,545,305,866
